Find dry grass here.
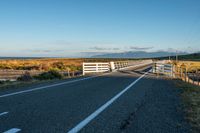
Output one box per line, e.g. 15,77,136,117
175,80,200,133
0,58,136,71
174,61,200,71
0,58,83,71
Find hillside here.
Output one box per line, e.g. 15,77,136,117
157,53,200,61
92,51,187,58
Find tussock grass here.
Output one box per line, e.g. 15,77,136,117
175,80,200,132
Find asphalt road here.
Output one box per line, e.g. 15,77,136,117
0,65,190,133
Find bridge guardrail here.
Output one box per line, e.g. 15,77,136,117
82,60,153,75
153,63,173,77
82,62,110,75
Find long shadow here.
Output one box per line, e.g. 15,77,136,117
118,67,152,75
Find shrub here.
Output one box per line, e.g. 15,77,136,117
0,80,4,84
34,70,63,80
17,71,33,81
52,62,65,70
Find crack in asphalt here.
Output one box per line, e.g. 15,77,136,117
120,92,147,130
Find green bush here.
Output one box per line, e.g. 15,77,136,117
52,62,66,70
34,70,63,80
17,72,33,81
0,80,4,84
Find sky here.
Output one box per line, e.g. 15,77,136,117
0,0,200,57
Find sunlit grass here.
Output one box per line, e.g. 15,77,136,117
175,80,200,132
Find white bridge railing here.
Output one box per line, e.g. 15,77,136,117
153,63,173,77
82,60,153,75
152,60,173,77
82,63,110,75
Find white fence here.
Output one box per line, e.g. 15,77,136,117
82,63,110,75
82,60,153,75
153,61,173,77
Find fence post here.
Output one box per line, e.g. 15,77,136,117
195,68,199,85
110,62,115,72
67,69,70,77
184,68,187,82
186,68,189,83
171,64,174,77
82,63,85,75
198,69,200,86
180,67,183,78
96,63,98,72
153,63,155,73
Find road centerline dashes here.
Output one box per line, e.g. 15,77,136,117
0,112,8,117
3,128,21,133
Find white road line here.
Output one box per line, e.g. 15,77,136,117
67,70,150,133
3,128,21,133
0,76,98,98
0,111,8,116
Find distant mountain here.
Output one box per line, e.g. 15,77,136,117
92,51,188,58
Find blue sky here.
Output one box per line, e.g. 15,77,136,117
0,0,200,57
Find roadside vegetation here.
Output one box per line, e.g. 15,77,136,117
0,58,83,71
0,58,138,71
34,70,63,80
175,80,200,133
0,70,65,90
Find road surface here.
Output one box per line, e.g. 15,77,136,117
0,65,190,133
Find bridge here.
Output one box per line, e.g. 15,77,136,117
0,60,191,133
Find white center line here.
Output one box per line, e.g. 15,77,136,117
0,111,8,117
3,128,21,133
67,70,150,133
0,76,99,98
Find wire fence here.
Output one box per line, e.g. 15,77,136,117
173,63,200,86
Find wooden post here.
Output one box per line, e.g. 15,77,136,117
185,68,187,82
180,67,183,78
198,69,200,86
67,69,70,77
185,67,188,82
197,69,199,85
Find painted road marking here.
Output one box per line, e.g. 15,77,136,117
0,76,99,98
0,112,8,117
3,128,21,133
67,70,150,133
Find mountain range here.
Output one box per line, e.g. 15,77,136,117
92,51,188,58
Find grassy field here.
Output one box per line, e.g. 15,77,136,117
175,80,200,133
170,60,200,73
0,58,138,72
